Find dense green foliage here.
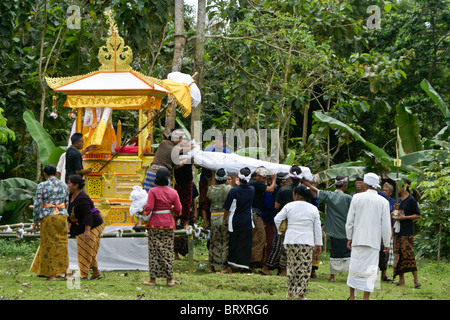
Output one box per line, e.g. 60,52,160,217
0,0,448,258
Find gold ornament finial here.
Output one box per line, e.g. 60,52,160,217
98,9,133,71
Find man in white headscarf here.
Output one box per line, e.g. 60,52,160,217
345,172,391,300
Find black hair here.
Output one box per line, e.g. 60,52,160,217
71,133,83,144
356,176,363,182
239,167,251,184
294,184,311,201
68,174,85,189
43,164,57,176
216,168,227,185
290,165,302,186
155,167,171,186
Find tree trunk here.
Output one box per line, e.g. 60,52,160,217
191,0,206,183
36,0,48,182
165,0,186,136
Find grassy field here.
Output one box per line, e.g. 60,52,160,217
0,238,449,301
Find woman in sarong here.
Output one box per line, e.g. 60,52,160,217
142,168,182,287
67,174,104,280
207,168,232,273
274,185,322,300
223,167,254,273
30,165,70,281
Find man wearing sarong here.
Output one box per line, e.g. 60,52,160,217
260,172,290,276
249,166,276,270
392,179,421,288
173,139,194,259
345,173,391,300
304,176,353,282
30,165,70,281
137,129,185,230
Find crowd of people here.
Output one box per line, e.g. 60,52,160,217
29,129,422,300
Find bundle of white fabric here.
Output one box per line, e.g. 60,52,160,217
129,186,148,217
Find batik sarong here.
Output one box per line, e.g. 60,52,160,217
250,211,266,267
393,235,417,277
30,214,69,276
76,224,103,278
208,218,229,268
285,244,314,297
148,228,174,279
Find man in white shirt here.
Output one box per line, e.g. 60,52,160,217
345,173,391,300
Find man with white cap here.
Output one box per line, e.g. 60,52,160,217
345,172,391,300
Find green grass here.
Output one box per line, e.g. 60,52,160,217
0,238,449,300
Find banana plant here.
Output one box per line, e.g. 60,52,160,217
23,110,66,167
0,178,37,224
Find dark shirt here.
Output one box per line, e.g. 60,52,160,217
65,146,83,183
275,183,295,210
249,178,267,212
68,191,103,237
396,195,420,237
174,163,193,185
223,184,255,232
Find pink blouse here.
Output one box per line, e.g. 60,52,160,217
144,186,182,229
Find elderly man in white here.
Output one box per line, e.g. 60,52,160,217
345,173,391,300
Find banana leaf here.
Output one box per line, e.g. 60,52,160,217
284,150,296,165
395,103,423,154
23,110,55,166
313,111,393,166
47,146,67,167
420,79,449,139
0,177,37,224
315,166,367,185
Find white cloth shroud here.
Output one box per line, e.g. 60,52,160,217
180,141,314,180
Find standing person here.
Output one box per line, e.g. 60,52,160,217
260,172,290,275
67,174,104,280
173,139,194,260
381,182,396,278
65,133,93,183
249,166,276,270
30,165,70,281
269,165,303,276
351,176,364,195
392,179,421,288
207,168,232,273
197,136,231,229
274,185,322,300
345,173,391,300
136,129,185,230
142,168,182,287
222,167,255,273
304,176,353,282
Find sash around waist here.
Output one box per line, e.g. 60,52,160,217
150,210,171,214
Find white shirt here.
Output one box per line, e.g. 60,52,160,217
274,200,323,247
346,189,392,250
